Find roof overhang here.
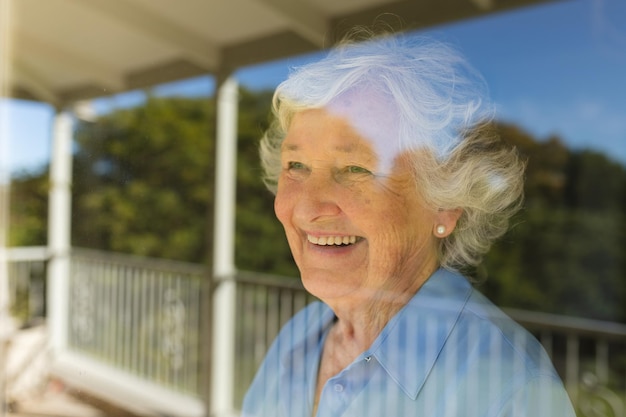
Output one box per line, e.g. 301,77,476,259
4,0,562,107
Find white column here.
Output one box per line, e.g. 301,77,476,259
0,1,13,415
0,98,10,417
210,76,239,417
0,179,8,417
47,110,74,355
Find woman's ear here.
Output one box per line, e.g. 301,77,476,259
433,208,463,237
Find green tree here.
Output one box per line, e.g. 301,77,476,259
72,96,214,262
480,123,626,322
8,170,48,246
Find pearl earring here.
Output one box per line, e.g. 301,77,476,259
436,225,446,235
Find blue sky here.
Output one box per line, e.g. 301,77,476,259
3,0,626,176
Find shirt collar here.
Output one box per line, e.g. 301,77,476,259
368,268,472,399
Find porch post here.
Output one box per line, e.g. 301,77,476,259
47,109,74,355
210,76,239,417
0,2,11,415
0,1,13,414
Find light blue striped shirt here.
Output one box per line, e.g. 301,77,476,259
242,268,576,417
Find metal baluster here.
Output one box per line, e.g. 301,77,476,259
566,334,580,404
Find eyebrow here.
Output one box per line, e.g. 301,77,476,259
334,143,361,153
281,142,299,152
281,141,372,154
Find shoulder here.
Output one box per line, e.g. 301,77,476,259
278,300,332,338
242,301,331,415
418,269,561,379
461,287,553,376
433,274,574,414
264,300,332,356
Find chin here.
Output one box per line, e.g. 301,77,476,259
300,270,362,302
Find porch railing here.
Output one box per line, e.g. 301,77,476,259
5,246,626,417
5,246,48,326
68,248,206,396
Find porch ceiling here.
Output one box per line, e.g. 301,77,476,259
6,0,560,107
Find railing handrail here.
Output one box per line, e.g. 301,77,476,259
234,270,308,290
71,247,208,276
505,307,626,340
4,246,50,262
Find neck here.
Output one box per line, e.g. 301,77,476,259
329,302,401,355
324,262,438,353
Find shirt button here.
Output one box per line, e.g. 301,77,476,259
333,383,344,393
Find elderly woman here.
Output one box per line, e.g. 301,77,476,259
242,32,575,417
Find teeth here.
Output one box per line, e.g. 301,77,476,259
308,235,358,246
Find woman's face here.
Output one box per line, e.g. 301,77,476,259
274,105,443,306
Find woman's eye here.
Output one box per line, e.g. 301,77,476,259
287,161,306,170
346,165,371,175
285,162,310,179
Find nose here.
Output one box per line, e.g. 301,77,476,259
292,171,343,223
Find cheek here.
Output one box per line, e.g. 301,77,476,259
274,192,289,225
274,180,296,227
371,197,432,244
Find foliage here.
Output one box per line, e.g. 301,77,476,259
71,96,214,263
8,171,48,246
480,124,626,322
8,90,626,322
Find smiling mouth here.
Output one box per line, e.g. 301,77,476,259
307,235,361,246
